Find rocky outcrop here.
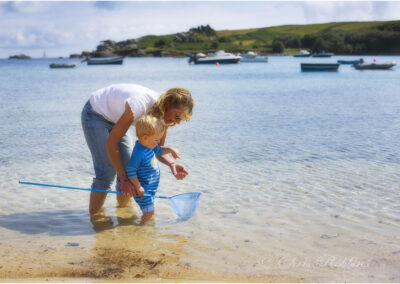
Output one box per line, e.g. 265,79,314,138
70,26,210,58
9,54,31,59
94,40,118,57
70,51,93,59
174,32,198,43
116,39,137,49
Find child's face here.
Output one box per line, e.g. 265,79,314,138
139,132,164,149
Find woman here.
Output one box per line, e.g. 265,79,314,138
81,83,194,219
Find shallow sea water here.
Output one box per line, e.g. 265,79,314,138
0,56,399,281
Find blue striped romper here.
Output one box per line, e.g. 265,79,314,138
126,141,163,213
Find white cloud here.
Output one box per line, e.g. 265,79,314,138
1,1,49,14
0,1,399,58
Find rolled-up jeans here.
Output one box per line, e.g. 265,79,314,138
81,100,132,192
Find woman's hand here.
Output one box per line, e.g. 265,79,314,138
121,179,144,197
170,162,189,180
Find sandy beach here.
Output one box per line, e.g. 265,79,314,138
0,205,299,283
1,204,397,283
0,208,300,283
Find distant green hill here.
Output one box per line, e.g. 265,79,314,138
72,20,400,58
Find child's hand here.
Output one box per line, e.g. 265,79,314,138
169,147,181,159
170,163,189,180
137,186,145,197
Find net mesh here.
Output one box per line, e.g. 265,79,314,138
168,192,201,220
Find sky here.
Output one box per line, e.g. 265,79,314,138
1,1,400,58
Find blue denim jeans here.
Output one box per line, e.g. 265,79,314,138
81,100,132,191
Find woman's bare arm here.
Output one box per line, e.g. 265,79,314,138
156,127,175,166
105,102,137,197
156,127,188,179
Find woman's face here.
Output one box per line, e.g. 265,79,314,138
164,104,184,126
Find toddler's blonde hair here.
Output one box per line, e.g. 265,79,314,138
135,115,166,138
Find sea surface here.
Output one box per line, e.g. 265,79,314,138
0,56,399,281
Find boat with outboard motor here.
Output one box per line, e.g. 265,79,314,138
354,61,396,70
312,51,334,57
188,50,240,64
239,51,268,63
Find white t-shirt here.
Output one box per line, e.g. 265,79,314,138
89,83,160,124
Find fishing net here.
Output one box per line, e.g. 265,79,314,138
168,192,201,220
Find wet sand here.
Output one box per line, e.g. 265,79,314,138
0,238,300,282
0,207,301,283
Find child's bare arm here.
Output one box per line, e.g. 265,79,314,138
128,177,145,197
161,146,180,159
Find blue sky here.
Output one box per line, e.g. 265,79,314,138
1,1,400,58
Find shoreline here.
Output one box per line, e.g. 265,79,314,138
4,53,400,60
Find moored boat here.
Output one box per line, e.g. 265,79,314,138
353,61,396,70
312,51,334,57
49,63,76,69
293,50,311,57
240,51,268,63
82,57,124,65
301,63,339,72
188,50,240,64
337,58,364,65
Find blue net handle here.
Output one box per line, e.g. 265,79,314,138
19,181,201,220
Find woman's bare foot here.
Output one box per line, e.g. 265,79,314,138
90,209,114,232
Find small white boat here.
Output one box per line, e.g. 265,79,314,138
82,57,124,65
240,51,268,63
293,50,311,57
337,58,364,65
188,50,240,64
312,51,334,57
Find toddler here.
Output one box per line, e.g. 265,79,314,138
126,115,180,224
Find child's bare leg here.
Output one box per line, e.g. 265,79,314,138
140,211,154,225
116,202,137,226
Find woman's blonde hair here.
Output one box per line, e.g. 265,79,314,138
148,87,193,123
135,115,166,138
